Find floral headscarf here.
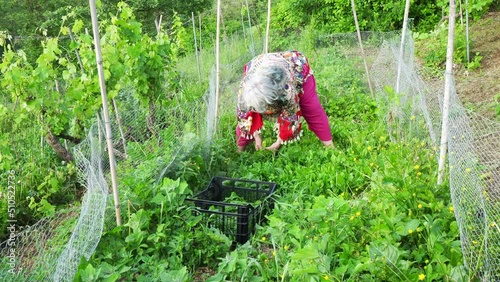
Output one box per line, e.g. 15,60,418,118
237,50,312,144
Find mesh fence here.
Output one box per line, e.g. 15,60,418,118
1,29,499,281
370,32,500,281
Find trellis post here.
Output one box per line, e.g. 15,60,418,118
88,0,122,226
350,0,374,98
438,0,457,185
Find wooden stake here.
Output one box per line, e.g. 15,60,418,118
396,0,411,94
264,0,271,53
350,0,374,98
215,0,221,134
245,0,256,54
438,0,457,185
192,12,201,82
89,0,122,226
199,14,203,78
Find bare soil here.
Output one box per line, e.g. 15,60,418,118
454,10,500,120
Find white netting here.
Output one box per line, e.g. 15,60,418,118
370,31,500,281
1,29,499,281
52,122,109,281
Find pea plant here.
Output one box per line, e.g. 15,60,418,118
208,91,467,281
75,9,468,282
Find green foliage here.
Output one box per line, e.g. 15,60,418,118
206,93,466,281
75,171,231,281
271,0,433,33
409,0,444,33
4,1,498,280
0,98,80,241
414,23,478,71
270,0,496,34
468,0,497,20
0,2,186,241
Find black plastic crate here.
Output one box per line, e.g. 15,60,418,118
186,176,277,244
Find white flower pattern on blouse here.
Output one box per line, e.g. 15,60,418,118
237,50,313,144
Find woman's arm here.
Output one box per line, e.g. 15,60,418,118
266,137,282,152
237,109,264,139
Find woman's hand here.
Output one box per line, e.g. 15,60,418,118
254,132,263,150
266,138,281,152
322,140,335,149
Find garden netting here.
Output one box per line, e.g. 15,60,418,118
1,29,499,281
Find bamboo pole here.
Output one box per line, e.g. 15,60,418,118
155,14,163,34
350,0,374,98
214,0,221,134
68,27,85,73
458,0,463,25
89,0,122,226
112,98,127,158
396,0,412,94
264,0,271,53
241,4,247,44
438,0,457,185
245,0,255,54
199,14,203,78
192,12,201,82
96,113,103,170
465,0,470,63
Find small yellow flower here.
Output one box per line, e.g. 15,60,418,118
340,192,345,197
491,222,496,227
417,172,422,176
466,168,471,173
356,211,361,217
473,240,478,245
449,206,454,213
418,273,426,280
414,165,420,170
354,157,357,161
262,236,266,241
367,146,372,151
324,275,329,280
420,142,425,146
411,115,416,120
350,216,355,221
418,204,423,209
284,245,289,250
370,162,374,167
272,251,276,256
408,229,413,234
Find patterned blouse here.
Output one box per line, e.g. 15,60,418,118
237,50,313,144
